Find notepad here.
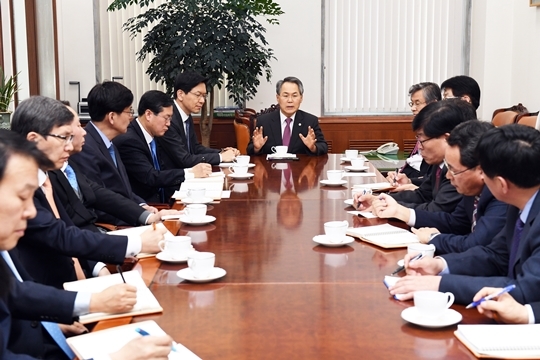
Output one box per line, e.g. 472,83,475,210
107,223,175,258
66,320,201,360
382,276,406,300
173,176,224,200
63,271,163,324
346,224,419,248
455,324,540,359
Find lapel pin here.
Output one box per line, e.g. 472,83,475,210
298,123,302,126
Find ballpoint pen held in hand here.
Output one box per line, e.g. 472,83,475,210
390,251,425,276
465,284,517,309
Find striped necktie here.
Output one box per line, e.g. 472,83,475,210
471,196,480,232
150,139,165,203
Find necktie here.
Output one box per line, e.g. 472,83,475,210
282,118,292,147
64,164,81,200
108,145,118,167
0,251,76,359
471,196,480,232
434,166,442,191
185,118,192,154
284,166,293,190
508,217,525,277
150,139,165,203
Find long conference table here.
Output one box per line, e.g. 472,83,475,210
97,154,492,359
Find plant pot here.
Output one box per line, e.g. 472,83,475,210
0,112,11,130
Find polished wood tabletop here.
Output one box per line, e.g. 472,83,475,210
123,154,490,359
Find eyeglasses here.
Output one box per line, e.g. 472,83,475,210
443,158,472,176
189,92,208,100
46,133,74,144
409,101,426,108
280,94,301,101
153,112,172,122
415,135,433,147
123,108,135,116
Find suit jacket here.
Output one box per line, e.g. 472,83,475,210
532,302,540,323
5,254,76,359
247,110,328,156
49,160,146,230
414,185,508,255
70,123,145,223
14,190,127,289
390,165,462,213
114,121,185,203
439,192,540,305
157,105,221,168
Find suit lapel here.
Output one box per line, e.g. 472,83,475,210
87,125,116,169
514,193,540,267
289,111,304,151
270,112,283,147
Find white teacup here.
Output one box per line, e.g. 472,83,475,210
229,183,249,193
229,165,249,175
345,149,359,159
271,145,288,155
414,291,455,318
324,220,349,239
184,204,207,220
234,155,250,165
158,236,192,260
350,158,365,168
187,188,205,201
407,243,436,258
327,170,344,182
187,252,216,278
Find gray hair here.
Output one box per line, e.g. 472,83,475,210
408,82,441,104
276,77,304,95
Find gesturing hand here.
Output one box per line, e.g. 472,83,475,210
252,126,268,153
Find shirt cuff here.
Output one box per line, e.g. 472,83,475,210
435,256,450,275
185,169,195,180
526,304,535,324
219,153,223,162
73,291,92,316
140,210,152,225
92,262,107,277
125,235,142,257
407,209,416,227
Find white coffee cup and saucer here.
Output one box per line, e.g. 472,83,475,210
156,236,195,263
320,170,347,187
183,188,213,204
177,252,226,283
180,204,216,226
401,291,462,328
345,158,368,172
228,165,254,179
313,220,354,247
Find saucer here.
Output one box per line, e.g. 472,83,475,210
219,162,255,168
156,249,195,263
320,179,348,187
177,267,227,283
345,165,369,172
267,153,296,159
401,307,462,328
180,215,216,226
228,173,254,179
312,235,355,247
182,197,214,204
344,199,355,207
161,214,182,220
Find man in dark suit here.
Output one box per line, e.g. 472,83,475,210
372,121,508,255
157,71,239,168
115,90,211,203
70,81,158,224
10,96,165,289
389,124,540,305
247,76,328,156
50,107,180,231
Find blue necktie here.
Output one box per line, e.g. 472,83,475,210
150,139,165,203
108,145,118,167
0,251,75,359
64,164,81,199
185,118,192,154
508,217,525,277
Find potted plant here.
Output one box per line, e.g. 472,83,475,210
0,67,19,130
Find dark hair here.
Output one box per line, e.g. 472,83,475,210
408,82,441,103
476,124,540,188
412,99,470,138
137,90,174,116
87,81,134,122
11,96,74,136
173,71,208,97
447,120,493,168
441,75,481,110
276,77,304,95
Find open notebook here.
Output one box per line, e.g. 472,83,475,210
455,324,540,359
107,223,175,258
63,271,163,324
66,320,201,359
346,224,419,248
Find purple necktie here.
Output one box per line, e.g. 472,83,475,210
508,217,525,277
434,166,442,191
282,118,292,147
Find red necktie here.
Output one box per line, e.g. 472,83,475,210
434,167,442,190
282,118,292,146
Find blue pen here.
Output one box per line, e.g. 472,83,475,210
135,327,178,352
465,284,516,309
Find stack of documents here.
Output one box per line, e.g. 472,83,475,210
346,224,419,248
173,172,225,200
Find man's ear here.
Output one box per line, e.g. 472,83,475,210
461,95,472,104
26,132,40,142
497,176,510,195
176,89,185,101
443,132,451,140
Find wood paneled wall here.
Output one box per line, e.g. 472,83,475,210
193,116,416,154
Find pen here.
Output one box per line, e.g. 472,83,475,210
465,284,516,309
390,251,425,276
135,327,177,352
116,265,126,283
393,167,400,185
